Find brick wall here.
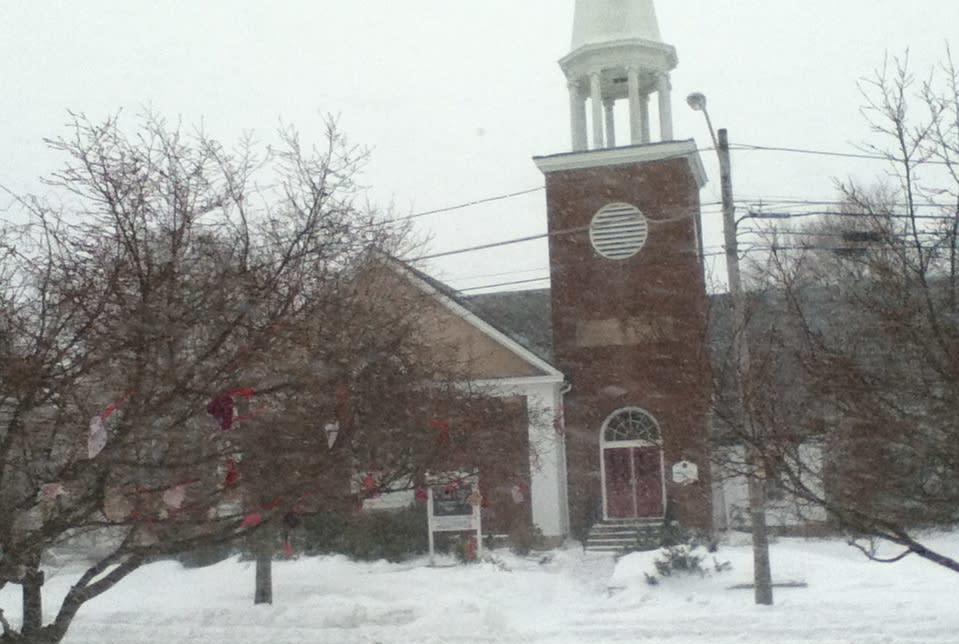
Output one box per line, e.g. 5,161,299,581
544,156,713,533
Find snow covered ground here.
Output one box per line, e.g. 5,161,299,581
3,532,957,643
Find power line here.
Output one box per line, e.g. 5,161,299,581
738,228,944,239
737,197,955,209
382,187,545,224
746,210,958,222
442,236,956,294
448,247,731,293
458,276,552,292
413,206,721,262
414,228,576,262
380,146,725,227
448,266,551,283
743,242,945,255
730,143,955,167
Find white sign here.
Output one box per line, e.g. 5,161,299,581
432,514,476,532
672,460,699,486
426,473,483,564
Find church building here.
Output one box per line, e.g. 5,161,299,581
385,0,816,549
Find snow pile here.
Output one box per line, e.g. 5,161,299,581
1,533,957,643
609,532,959,643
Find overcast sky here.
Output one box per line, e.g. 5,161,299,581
2,1,958,292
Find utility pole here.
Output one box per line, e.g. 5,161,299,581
717,128,773,606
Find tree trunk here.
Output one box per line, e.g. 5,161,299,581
747,460,774,606
903,538,959,574
14,633,58,644
253,534,273,605
21,566,44,635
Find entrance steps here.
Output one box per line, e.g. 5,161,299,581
585,519,664,553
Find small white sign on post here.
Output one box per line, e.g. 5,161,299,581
426,472,483,565
672,460,699,486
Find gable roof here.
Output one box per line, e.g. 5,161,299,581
386,258,564,381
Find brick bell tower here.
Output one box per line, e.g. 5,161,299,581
534,0,713,536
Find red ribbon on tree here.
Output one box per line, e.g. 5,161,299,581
429,418,451,446
241,513,263,529
88,393,132,459
207,388,257,431
223,459,241,487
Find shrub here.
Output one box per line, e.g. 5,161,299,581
301,504,428,563
509,522,544,556
653,544,706,578
643,533,731,585
177,540,237,568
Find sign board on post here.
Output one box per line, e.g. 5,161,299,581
426,472,482,565
672,460,699,486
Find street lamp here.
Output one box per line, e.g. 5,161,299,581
686,92,717,148
687,92,774,607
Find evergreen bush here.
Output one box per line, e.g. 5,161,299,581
301,504,428,563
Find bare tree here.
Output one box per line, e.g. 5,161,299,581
712,51,959,575
0,113,533,642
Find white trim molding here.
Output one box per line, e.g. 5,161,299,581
534,139,707,188
472,375,565,388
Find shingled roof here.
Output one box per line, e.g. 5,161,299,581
391,257,558,368
463,289,555,364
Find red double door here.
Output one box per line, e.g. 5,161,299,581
604,446,664,519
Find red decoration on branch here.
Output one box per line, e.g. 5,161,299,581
87,393,132,459
207,395,235,431
241,513,263,528
362,473,381,499
223,459,241,487
207,388,257,431
430,418,451,446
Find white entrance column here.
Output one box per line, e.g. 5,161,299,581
525,381,569,538
657,72,673,141
604,99,616,148
590,72,605,149
475,378,569,540
568,80,588,152
627,66,642,144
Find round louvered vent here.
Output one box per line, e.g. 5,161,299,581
589,203,649,260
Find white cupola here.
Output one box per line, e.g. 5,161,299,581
561,0,678,151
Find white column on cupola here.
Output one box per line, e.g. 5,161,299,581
562,0,679,150
627,66,642,144
640,95,651,143
604,98,616,148
568,80,588,152
657,72,674,141
589,72,605,149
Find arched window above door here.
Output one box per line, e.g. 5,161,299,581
602,407,661,445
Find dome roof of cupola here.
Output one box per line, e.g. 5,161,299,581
570,0,664,50
561,0,677,87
